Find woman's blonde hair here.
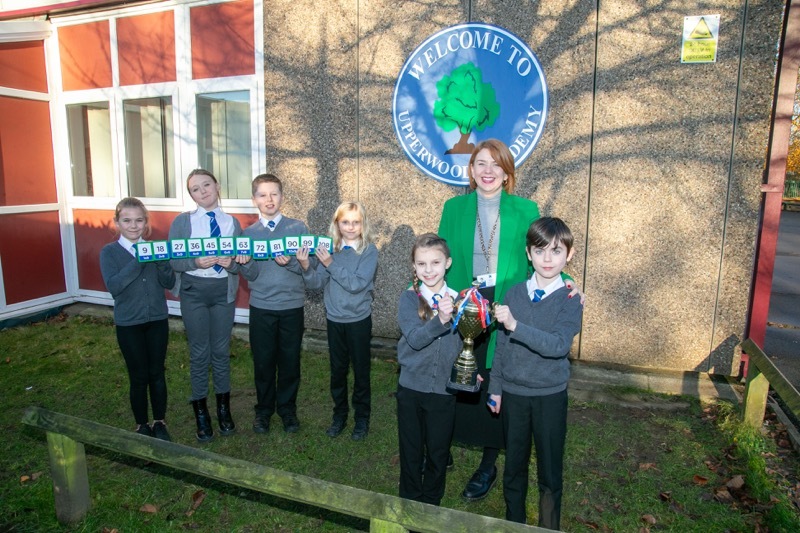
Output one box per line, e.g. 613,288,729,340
329,201,372,253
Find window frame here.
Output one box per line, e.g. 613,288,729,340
51,0,265,211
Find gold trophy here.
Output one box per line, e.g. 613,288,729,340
448,282,493,392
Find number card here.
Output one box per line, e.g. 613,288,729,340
203,237,219,257
236,236,252,256
171,239,188,258
300,234,316,254
219,237,235,257
316,236,332,252
136,242,154,262
252,240,269,260
269,238,285,257
188,238,203,257
284,235,301,256
152,241,170,260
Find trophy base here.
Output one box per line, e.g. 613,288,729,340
447,380,481,393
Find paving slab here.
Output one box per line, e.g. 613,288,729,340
764,325,800,390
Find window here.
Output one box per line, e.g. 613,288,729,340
66,102,114,197
197,91,252,199
123,96,175,198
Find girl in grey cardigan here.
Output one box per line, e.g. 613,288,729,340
396,233,461,506
100,198,175,441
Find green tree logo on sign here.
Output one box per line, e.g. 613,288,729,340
433,62,500,154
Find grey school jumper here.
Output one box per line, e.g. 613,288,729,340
488,283,583,398
239,217,314,310
396,290,462,395
303,243,377,322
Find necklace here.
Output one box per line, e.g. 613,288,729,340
476,206,500,274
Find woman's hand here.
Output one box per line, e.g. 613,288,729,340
564,280,587,305
235,254,251,264
487,394,502,414
274,255,290,266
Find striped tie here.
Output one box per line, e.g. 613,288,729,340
207,212,223,273
532,289,545,302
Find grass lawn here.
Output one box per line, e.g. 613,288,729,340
1,314,799,532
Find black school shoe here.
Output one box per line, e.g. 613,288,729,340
326,419,346,438
252,416,270,434
351,419,369,441
282,415,300,433
462,465,497,501
135,424,153,437
151,421,172,442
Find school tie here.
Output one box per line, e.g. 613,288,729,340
343,245,352,250
267,220,276,230
206,212,223,273
532,289,545,303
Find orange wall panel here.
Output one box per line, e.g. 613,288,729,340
190,0,254,80
74,209,255,308
0,41,48,92
0,211,66,304
0,96,57,206
117,11,176,85
59,21,112,90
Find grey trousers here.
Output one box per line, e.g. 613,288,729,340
179,274,235,400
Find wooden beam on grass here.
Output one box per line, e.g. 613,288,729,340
22,406,544,532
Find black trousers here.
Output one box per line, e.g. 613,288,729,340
396,385,456,506
502,389,568,529
327,316,372,422
249,305,303,419
115,319,169,425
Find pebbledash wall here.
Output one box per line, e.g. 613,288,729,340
263,0,784,376
0,0,788,375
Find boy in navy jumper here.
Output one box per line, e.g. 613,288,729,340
488,217,583,530
239,174,317,434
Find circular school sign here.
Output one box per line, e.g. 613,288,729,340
392,23,549,186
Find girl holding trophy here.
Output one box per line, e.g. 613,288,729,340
395,233,461,506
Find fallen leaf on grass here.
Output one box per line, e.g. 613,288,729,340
31,472,42,481
638,463,658,471
101,528,119,533
714,488,734,504
574,516,600,529
390,454,400,466
693,474,709,485
726,475,745,490
139,503,158,514
19,475,30,483
658,491,672,502
641,514,657,525
185,489,206,517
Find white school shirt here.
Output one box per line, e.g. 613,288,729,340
526,276,565,302
117,235,140,257
186,207,234,279
260,213,283,230
419,282,458,313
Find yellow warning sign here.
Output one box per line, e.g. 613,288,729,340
681,14,720,64
689,18,713,39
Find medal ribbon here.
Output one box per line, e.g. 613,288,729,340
451,283,492,332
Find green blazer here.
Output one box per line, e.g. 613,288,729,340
437,190,540,367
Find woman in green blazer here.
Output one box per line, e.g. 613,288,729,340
438,139,577,502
